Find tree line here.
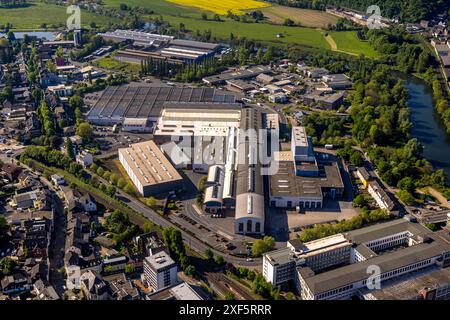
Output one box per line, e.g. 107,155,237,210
264,0,449,22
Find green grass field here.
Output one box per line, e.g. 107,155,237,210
152,14,331,49
103,0,201,17
260,6,339,28
328,31,379,58
0,0,378,58
92,55,141,74
0,2,119,29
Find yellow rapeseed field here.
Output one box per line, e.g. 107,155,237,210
167,0,270,15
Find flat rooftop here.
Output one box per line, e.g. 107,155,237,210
87,85,236,121
300,234,349,253
265,247,296,266
344,218,431,245
363,266,450,300
299,238,448,295
292,126,309,147
119,140,182,188
203,65,272,84
269,161,343,198
145,251,176,271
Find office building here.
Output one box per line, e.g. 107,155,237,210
296,220,450,300
263,235,352,286
143,252,178,292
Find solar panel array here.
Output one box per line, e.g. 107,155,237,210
88,85,236,120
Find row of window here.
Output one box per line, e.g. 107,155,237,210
317,284,354,299
365,232,409,248
238,221,261,232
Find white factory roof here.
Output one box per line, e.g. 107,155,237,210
118,140,182,188
292,126,309,147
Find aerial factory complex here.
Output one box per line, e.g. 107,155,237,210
1,0,450,305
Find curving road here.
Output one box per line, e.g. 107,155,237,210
90,169,263,268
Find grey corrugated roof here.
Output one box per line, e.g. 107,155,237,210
344,219,430,244
300,240,447,295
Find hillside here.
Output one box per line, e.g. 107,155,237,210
264,0,449,22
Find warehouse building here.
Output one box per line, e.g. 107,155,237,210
118,140,183,197
234,107,265,235
203,165,225,214
98,30,174,46
202,65,272,85
87,85,236,126
268,126,344,209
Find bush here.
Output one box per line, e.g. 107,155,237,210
397,190,416,205
146,197,156,207
252,236,275,257
353,194,366,208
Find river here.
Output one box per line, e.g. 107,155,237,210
405,76,450,183
0,31,56,40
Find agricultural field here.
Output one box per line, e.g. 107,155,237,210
260,6,339,28
153,14,331,50
328,31,379,58
103,0,201,17
0,2,119,30
166,0,270,15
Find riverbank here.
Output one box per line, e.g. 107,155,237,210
405,75,450,184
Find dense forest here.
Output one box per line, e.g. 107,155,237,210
266,0,449,22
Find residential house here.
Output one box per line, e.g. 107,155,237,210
79,193,97,212
76,151,93,168
80,270,109,300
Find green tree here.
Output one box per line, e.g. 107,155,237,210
397,190,416,205
0,257,17,275
397,177,416,194
225,291,235,300
124,263,134,274
65,137,75,160
184,264,196,276
215,255,225,265
146,197,156,207
76,122,93,142
0,215,10,242
204,248,214,261
353,194,366,208
350,151,364,166
252,236,275,257
96,167,105,177
124,183,134,194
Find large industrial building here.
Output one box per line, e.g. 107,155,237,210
118,140,183,197
234,107,266,235
268,126,344,209
262,218,450,300
99,30,221,64
87,84,236,128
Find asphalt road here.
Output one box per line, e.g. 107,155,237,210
89,171,262,267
